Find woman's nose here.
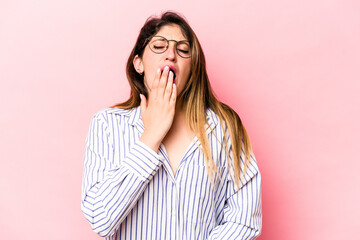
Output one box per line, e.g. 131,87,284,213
165,42,177,61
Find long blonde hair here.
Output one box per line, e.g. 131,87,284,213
112,11,252,188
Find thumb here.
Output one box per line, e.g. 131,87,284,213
139,94,147,112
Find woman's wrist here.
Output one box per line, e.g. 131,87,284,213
139,131,162,153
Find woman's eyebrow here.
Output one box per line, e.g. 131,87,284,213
153,35,189,42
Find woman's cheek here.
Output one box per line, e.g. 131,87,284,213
144,71,155,90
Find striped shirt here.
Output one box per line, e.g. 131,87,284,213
81,107,262,239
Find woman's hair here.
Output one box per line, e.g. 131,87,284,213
112,11,252,189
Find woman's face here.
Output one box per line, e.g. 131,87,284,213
133,24,192,95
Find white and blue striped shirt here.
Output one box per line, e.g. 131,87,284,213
81,107,262,239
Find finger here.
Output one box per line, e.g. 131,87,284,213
150,68,161,91
170,83,177,105
140,94,147,112
164,70,174,99
159,66,169,91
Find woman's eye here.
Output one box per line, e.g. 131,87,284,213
153,45,166,49
178,49,189,53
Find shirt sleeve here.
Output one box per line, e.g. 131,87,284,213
81,111,163,237
208,142,262,239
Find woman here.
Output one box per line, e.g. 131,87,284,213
81,11,262,239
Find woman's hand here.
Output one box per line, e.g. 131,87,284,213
139,66,177,152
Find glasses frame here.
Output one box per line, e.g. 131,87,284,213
148,35,191,59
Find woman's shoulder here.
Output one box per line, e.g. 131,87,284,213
206,108,227,139
206,108,221,125
90,106,139,123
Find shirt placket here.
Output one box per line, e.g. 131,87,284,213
167,180,179,240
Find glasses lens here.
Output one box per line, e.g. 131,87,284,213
149,37,168,53
149,37,191,58
177,41,191,58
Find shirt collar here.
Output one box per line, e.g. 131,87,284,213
127,106,141,125
126,106,219,130
205,108,219,130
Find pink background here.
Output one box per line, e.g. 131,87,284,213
1,0,359,239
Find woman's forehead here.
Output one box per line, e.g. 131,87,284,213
155,24,187,41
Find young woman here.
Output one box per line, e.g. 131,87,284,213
81,11,262,239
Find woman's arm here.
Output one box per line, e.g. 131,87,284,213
208,142,262,239
81,112,163,237
81,68,176,237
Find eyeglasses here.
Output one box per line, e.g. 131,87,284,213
148,36,191,58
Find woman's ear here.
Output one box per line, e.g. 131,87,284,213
133,55,144,75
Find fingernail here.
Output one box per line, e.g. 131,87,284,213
157,68,161,73
169,70,173,78
164,66,169,71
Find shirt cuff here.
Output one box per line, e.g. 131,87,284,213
121,139,163,181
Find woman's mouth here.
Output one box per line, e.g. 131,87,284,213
162,65,176,83
169,69,176,83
